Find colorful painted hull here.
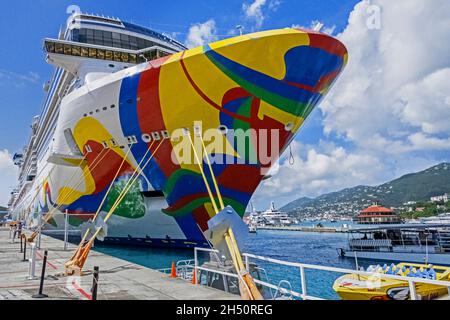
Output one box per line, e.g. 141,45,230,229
22,28,347,248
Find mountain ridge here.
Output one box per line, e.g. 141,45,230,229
281,162,450,215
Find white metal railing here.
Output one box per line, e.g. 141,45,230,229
349,239,392,248
192,247,450,300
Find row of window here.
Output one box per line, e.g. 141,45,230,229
84,131,170,153
45,40,170,64
83,104,116,117
71,28,176,53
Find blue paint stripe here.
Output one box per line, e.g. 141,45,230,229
204,47,327,106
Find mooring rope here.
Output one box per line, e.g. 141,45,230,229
92,147,132,222
65,139,165,275
199,134,225,211
185,130,219,214
28,148,110,242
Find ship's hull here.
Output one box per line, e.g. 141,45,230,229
14,28,347,248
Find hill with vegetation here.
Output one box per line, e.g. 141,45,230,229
282,163,450,216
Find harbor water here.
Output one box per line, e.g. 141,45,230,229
95,221,379,300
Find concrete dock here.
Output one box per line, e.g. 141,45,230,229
0,227,236,300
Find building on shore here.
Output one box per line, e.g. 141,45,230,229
355,204,402,224
430,193,449,203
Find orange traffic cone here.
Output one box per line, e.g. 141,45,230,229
191,269,197,285
170,261,177,278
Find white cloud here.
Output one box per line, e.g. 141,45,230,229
0,69,40,88
321,0,450,153
185,19,218,48
252,0,450,209
252,141,385,208
0,149,18,207
242,0,280,29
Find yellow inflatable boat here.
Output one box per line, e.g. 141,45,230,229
333,263,450,300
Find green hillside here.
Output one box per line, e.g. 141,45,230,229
282,163,450,215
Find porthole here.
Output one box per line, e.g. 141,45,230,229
285,122,294,131
218,125,228,135
83,113,87,117
85,144,92,153
110,104,116,109
108,64,115,68
161,130,170,139
110,138,118,147
103,107,107,111
126,135,138,144
151,132,161,141
95,109,100,113
101,141,109,149
142,133,152,143
89,111,94,115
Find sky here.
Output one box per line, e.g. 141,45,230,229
0,0,449,210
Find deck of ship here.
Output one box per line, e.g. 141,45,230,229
0,227,236,300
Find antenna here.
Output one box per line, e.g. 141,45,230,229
236,25,244,36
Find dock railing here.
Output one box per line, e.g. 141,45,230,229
192,247,450,300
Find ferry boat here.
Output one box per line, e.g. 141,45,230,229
339,224,450,265
7,12,347,248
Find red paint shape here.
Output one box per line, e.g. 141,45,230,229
217,165,262,194
164,192,211,213
306,31,348,58
137,65,179,177
222,87,252,106
36,251,58,270
192,207,210,231
84,142,134,194
71,281,92,300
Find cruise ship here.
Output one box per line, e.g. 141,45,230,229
7,12,347,248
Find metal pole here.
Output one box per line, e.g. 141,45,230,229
20,234,23,253
64,210,69,251
300,266,307,300
32,250,48,298
91,266,99,300
28,243,37,280
22,237,27,262
354,251,359,270
37,213,43,249
409,280,417,300
194,248,198,285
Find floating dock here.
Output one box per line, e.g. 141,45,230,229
0,227,236,300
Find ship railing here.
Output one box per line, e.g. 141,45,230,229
193,247,450,300
157,259,195,279
349,239,392,249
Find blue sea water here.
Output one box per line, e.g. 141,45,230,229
94,221,376,300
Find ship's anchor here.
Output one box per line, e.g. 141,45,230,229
185,126,263,300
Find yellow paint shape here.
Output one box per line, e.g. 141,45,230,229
210,29,310,80
56,117,135,205
258,100,304,132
